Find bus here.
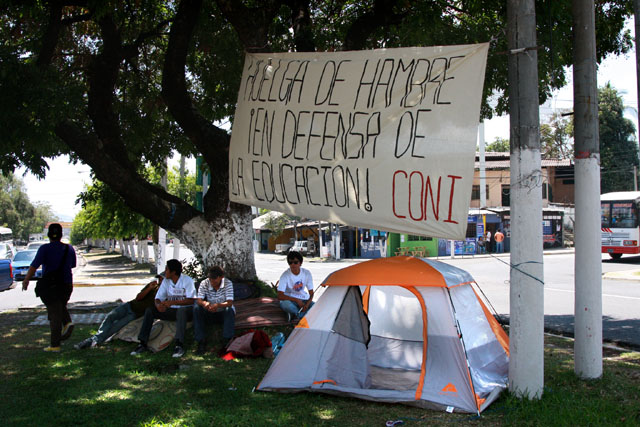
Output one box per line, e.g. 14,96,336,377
0,227,12,243
601,191,640,259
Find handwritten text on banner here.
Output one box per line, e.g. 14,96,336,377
229,44,489,240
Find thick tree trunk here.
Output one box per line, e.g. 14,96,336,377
175,205,256,279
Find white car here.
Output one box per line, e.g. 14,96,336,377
291,240,316,256
26,241,47,251
0,242,15,260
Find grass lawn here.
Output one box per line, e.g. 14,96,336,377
0,308,638,426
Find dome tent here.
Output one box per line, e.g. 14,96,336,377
257,256,509,414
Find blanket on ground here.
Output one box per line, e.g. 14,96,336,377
113,297,289,352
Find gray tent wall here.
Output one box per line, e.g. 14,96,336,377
257,262,508,414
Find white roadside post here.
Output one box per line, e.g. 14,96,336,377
127,239,136,261
573,0,602,379
136,239,143,264
507,0,544,398
156,229,166,273
119,239,127,257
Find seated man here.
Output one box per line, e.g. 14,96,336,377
131,259,196,358
277,251,314,322
74,274,163,349
193,266,235,354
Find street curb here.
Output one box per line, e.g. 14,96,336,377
497,318,640,352
602,272,640,281
73,282,149,287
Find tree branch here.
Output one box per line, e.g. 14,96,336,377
61,12,92,25
55,121,200,230
161,0,234,218
36,1,63,68
87,15,130,162
215,0,281,53
343,0,409,50
77,10,200,230
284,0,316,52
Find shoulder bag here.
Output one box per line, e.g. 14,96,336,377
35,244,69,299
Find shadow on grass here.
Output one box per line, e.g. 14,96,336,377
1,311,639,426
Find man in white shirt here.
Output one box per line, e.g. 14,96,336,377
131,259,196,358
277,251,314,323
193,266,235,354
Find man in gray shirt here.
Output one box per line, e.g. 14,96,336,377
193,266,235,354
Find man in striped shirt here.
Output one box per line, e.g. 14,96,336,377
193,266,235,354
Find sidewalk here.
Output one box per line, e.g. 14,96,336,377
73,248,154,287
75,246,640,285
76,247,572,286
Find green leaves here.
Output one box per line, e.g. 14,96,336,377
599,83,638,193
0,172,58,241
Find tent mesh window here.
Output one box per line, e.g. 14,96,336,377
332,286,371,346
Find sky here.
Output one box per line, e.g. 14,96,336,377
16,19,639,221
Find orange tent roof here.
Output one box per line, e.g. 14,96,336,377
322,256,448,287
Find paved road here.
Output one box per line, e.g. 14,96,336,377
440,253,640,349
1,249,638,349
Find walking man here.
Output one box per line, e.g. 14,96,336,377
22,223,77,352
193,266,235,354
131,259,195,358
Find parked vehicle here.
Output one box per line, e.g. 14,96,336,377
601,191,640,259
0,226,12,243
0,259,13,291
26,241,47,251
275,243,293,254
11,250,42,281
0,242,15,260
291,240,316,256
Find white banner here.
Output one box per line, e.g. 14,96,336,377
229,44,489,240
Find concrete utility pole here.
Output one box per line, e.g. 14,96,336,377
479,122,487,207
573,0,603,379
173,155,185,260
156,159,168,274
635,0,640,165
507,0,544,398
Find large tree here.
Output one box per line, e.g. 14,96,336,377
72,164,198,243
0,173,58,242
0,1,633,278
540,111,573,159
599,83,638,193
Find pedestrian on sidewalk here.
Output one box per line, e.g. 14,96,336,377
477,235,486,254
193,266,235,354
74,274,163,349
485,230,492,253
131,259,196,358
495,230,505,253
22,223,77,352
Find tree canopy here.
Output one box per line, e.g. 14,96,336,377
599,83,638,193
485,137,510,152
540,111,573,159
0,173,58,242
0,0,633,277
71,164,198,244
